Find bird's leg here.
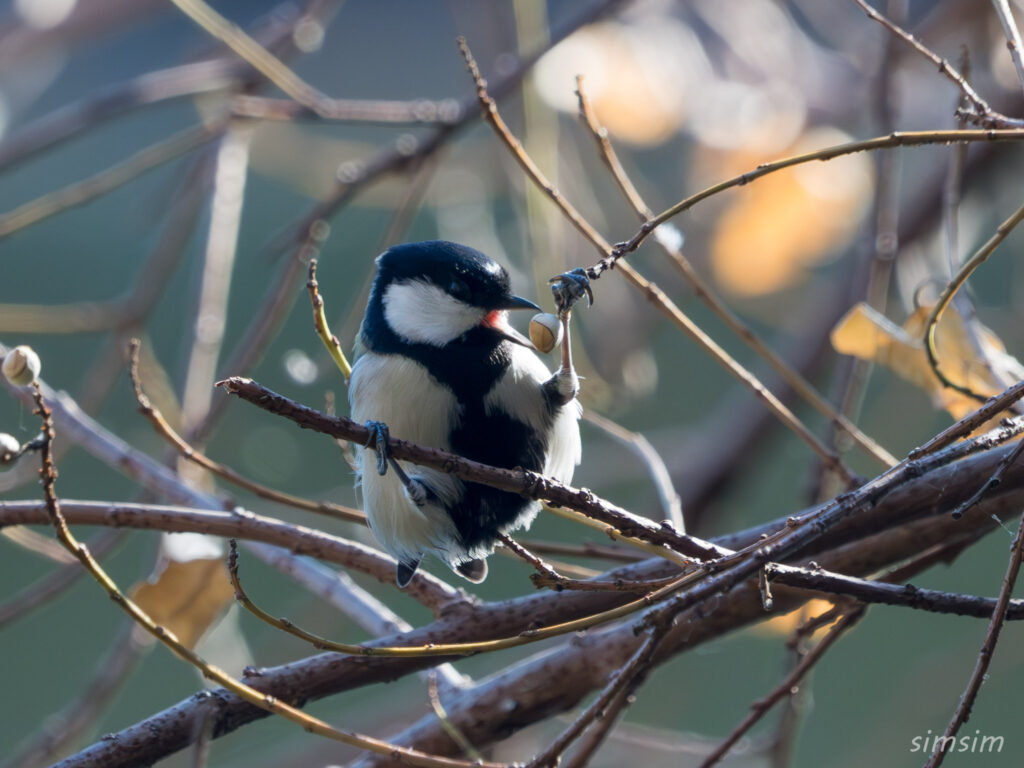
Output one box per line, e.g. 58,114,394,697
542,310,579,406
544,269,591,406
363,420,430,507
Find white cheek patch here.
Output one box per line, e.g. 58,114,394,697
383,279,484,346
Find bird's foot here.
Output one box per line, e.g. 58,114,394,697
548,268,593,316
544,271,586,406
364,420,393,476
364,421,432,507
403,476,431,507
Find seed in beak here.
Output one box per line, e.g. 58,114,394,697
529,313,562,354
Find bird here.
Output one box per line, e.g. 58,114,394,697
348,240,584,587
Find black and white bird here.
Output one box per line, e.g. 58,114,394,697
349,240,584,587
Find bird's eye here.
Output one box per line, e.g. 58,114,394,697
448,278,471,302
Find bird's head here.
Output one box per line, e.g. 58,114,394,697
368,241,539,348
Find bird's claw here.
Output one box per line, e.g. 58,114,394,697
365,420,391,476
405,479,429,507
548,268,592,315
365,420,429,506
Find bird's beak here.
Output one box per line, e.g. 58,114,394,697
495,322,535,349
496,294,541,312
484,307,537,349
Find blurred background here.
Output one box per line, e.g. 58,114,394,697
1,0,1024,766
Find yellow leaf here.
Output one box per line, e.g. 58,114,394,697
710,128,873,297
131,557,234,650
755,598,837,641
831,302,1022,420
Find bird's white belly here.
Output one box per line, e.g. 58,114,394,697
349,352,464,564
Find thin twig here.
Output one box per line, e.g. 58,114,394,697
2,522,75,563
169,0,332,114
230,93,461,124
427,672,484,762
128,339,365,525
574,76,897,471
530,572,683,594
307,258,352,381
765,563,1024,620
560,686,635,768
789,603,847,650
607,129,1024,267
178,121,253,437
924,201,1024,403
190,695,216,768
938,49,998,395
923,510,1024,767
0,123,221,242
0,529,125,629
909,378,1024,458
951,432,1024,519
699,607,866,767
497,532,564,583
828,7,903,483
516,538,645,563
849,0,1014,127
992,0,1024,96
583,411,684,529
526,628,666,768
242,541,469,690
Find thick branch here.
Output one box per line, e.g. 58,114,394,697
53,436,1024,766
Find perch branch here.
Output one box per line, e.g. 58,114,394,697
217,375,727,560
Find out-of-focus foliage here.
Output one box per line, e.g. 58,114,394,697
709,129,874,297
832,301,1024,419
132,555,234,651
